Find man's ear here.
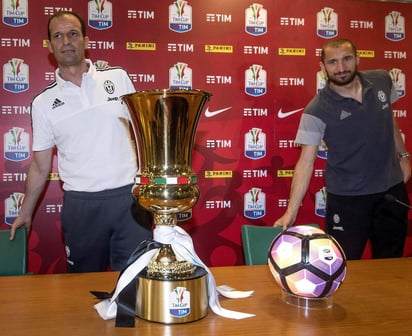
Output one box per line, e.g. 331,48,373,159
46,40,53,53
84,36,89,50
319,62,327,80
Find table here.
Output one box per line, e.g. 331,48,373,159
1,258,411,336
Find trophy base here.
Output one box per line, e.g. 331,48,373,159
281,289,333,309
136,266,208,324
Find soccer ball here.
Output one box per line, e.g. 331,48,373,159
268,225,346,298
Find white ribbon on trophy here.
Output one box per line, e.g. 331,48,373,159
94,225,255,321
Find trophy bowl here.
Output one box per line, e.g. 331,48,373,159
121,89,211,324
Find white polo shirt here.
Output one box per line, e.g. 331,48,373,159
31,60,137,192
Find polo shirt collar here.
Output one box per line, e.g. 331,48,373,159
55,59,96,88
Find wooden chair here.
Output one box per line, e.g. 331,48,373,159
241,224,320,265
0,227,29,276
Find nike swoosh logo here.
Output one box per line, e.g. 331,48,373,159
205,106,232,117
277,107,304,119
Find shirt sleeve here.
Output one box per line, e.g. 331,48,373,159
31,97,55,151
295,113,325,146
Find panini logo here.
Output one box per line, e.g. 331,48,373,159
204,171,233,178
49,173,61,181
126,42,156,51
278,48,306,56
358,49,375,58
277,170,294,177
205,45,233,53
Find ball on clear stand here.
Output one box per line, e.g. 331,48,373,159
268,225,347,309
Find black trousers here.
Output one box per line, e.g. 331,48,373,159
325,182,409,260
61,184,153,272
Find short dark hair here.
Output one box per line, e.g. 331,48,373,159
321,38,357,63
47,11,86,40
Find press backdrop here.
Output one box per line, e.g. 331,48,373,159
1,0,411,273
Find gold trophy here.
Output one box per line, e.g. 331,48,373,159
121,89,211,324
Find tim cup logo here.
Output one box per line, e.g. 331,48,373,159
245,3,267,36
245,64,267,97
4,192,24,225
2,0,28,27
4,126,30,162
3,58,29,93
169,0,192,33
244,127,266,159
169,286,190,317
316,7,338,39
169,62,192,89
389,68,405,98
88,0,113,30
244,187,266,219
385,11,405,41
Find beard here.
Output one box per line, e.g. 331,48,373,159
327,65,358,86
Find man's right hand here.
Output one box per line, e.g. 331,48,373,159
10,216,31,240
273,213,294,231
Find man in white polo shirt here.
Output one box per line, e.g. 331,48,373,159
10,11,152,272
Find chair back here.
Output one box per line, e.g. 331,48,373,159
0,228,28,276
241,224,320,265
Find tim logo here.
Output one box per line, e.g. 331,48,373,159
244,188,266,219
385,11,405,42
389,68,406,98
88,0,113,30
3,58,29,93
2,0,28,27
316,7,338,39
169,0,192,33
169,62,192,89
4,192,24,225
169,287,190,317
245,3,267,36
245,64,267,97
244,128,266,160
4,127,30,162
